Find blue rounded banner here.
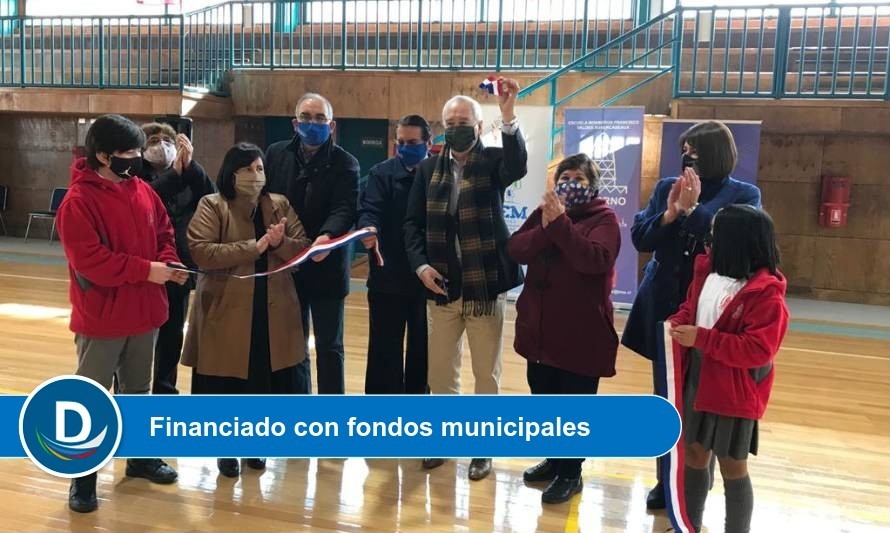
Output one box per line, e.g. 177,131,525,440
1,381,681,469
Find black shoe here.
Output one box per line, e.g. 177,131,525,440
217,458,240,478
68,474,98,513
422,458,446,470
125,459,178,484
523,460,558,483
245,458,266,471
468,458,492,481
647,481,666,510
541,476,582,504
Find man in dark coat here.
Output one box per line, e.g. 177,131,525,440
357,114,432,395
265,93,360,395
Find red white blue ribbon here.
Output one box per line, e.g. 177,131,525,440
479,76,503,95
655,321,695,533
169,227,383,279
238,227,383,279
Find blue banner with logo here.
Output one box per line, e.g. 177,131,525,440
5,376,681,478
564,107,644,306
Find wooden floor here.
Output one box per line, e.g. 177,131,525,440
0,255,888,533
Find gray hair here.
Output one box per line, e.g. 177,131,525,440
442,95,483,124
295,93,334,119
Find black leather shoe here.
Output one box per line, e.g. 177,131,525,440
647,481,666,510
217,458,240,478
422,458,446,470
68,473,98,513
125,459,178,484
541,476,582,504
523,460,558,483
468,458,492,481
245,458,266,471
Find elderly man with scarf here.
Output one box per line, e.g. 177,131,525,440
404,79,527,481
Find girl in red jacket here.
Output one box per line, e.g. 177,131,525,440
508,153,620,505
668,204,789,533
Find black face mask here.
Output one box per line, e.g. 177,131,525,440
445,126,477,152
110,155,143,179
681,152,698,173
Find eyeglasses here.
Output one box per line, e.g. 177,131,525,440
296,114,330,124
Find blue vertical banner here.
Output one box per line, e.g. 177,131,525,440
564,107,644,306
659,119,762,185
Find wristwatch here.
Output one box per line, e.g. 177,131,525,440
684,203,699,217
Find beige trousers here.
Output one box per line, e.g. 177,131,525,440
426,295,506,395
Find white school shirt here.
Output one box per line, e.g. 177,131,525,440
695,272,747,329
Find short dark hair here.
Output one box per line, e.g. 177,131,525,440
679,120,738,181
554,153,600,191
397,115,432,142
217,143,266,200
711,204,780,279
84,114,146,170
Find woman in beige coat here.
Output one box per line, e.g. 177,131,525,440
182,142,310,477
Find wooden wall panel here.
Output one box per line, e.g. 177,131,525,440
0,114,233,237
757,135,824,183
227,70,673,121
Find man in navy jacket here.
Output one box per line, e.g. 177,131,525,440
266,93,360,395
357,115,432,395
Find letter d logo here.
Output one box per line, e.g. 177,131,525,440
19,376,122,478
56,402,91,444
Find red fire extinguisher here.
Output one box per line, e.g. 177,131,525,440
818,176,851,228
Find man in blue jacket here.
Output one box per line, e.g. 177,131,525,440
266,93,360,395
357,115,432,394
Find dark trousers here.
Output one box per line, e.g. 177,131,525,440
364,289,428,394
152,281,191,394
527,361,600,478
295,293,346,394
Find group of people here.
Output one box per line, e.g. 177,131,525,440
54,77,789,533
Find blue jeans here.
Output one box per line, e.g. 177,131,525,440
295,294,346,394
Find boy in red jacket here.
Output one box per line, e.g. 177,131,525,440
668,204,789,533
56,114,189,513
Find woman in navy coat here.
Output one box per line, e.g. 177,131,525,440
621,120,761,509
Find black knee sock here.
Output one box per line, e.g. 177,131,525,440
724,475,753,533
684,466,710,531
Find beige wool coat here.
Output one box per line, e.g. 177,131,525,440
182,192,310,379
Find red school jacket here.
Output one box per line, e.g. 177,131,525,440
669,253,789,420
56,158,180,338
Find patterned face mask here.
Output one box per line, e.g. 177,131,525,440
554,180,596,209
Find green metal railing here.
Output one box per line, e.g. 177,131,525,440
675,3,890,98
0,15,182,88
513,7,678,156
0,0,886,101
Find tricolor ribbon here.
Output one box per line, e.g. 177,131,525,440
168,227,383,279
479,76,503,95
655,321,695,533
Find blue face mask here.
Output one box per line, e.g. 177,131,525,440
296,122,331,147
397,143,428,167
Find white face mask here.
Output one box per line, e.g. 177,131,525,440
144,141,177,168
